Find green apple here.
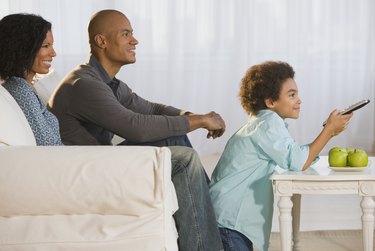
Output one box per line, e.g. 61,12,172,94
328,147,348,167
347,149,368,167
346,148,355,155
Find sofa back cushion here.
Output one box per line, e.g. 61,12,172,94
0,84,36,146
0,146,176,216
34,70,62,106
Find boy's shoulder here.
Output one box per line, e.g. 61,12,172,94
237,110,285,136
256,110,284,125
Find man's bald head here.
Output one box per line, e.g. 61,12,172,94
86,9,138,77
88,9,127,51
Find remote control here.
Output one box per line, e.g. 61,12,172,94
322,99,370,126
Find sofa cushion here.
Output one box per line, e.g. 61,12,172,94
0,146,178,250
0,146,178,216
34,70,62,106
0,84,36,146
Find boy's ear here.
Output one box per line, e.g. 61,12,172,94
265,98,274,109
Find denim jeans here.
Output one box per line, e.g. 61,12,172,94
170,146,223,251
120,135,193,148
121,135,223,250
219,228,253,251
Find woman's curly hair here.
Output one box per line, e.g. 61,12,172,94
239,61,295,115
0,13,51,80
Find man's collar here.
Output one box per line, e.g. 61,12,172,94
88,54,114,84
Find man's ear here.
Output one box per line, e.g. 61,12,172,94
94,34,107,49
265,98,274,109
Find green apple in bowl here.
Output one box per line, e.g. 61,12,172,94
328,147,348,167
347,149,368,167
346,148,355,155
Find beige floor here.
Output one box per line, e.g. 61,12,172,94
263,230,373,251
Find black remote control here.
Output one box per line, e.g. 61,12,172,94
322,99,370,126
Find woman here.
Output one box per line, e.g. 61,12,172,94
0,13,62,145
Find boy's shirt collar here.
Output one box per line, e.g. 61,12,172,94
253,109,288,128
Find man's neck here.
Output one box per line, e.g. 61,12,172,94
93,54,121,80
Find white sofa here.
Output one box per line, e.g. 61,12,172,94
0,83,179,251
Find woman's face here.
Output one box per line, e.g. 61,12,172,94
27,30,56,83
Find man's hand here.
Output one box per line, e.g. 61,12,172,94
187,111,226,139
204,112,225,139
207,129,225,139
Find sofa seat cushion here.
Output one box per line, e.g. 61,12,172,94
0,214,177,251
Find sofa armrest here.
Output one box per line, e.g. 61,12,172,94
0,146,178,217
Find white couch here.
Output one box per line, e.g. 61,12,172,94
0,83,179,251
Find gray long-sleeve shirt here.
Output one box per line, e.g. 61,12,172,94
48,55,190,145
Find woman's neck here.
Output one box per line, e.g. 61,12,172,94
25,72,37,92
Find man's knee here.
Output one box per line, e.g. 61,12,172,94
168,146,204,175
169,145,198,160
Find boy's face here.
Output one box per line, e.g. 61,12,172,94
266,78,301,119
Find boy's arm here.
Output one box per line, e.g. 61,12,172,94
303,110,353,170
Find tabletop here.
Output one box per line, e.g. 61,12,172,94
270,156,375,181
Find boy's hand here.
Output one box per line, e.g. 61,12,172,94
325,109,353,136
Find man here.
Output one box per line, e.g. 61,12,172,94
49,10,224,251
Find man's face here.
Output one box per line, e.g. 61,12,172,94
104,14,138,66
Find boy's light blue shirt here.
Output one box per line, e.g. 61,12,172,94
209,110,314,251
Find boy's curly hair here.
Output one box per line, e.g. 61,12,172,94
239,61,295,115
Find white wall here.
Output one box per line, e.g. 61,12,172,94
1,0,374,157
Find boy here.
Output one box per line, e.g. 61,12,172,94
209,61,352,251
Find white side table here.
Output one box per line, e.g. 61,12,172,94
270,156,375,251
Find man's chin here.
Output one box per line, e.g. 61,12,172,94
123,59,136,65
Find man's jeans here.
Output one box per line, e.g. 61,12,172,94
121,135,223,250
170,146,222,251
219,227,253,251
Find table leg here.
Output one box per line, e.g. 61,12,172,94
278,195,293,251
292,194,301,251
360,196,374,251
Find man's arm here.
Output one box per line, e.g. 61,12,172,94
118,81,226,139
117,82,182,116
